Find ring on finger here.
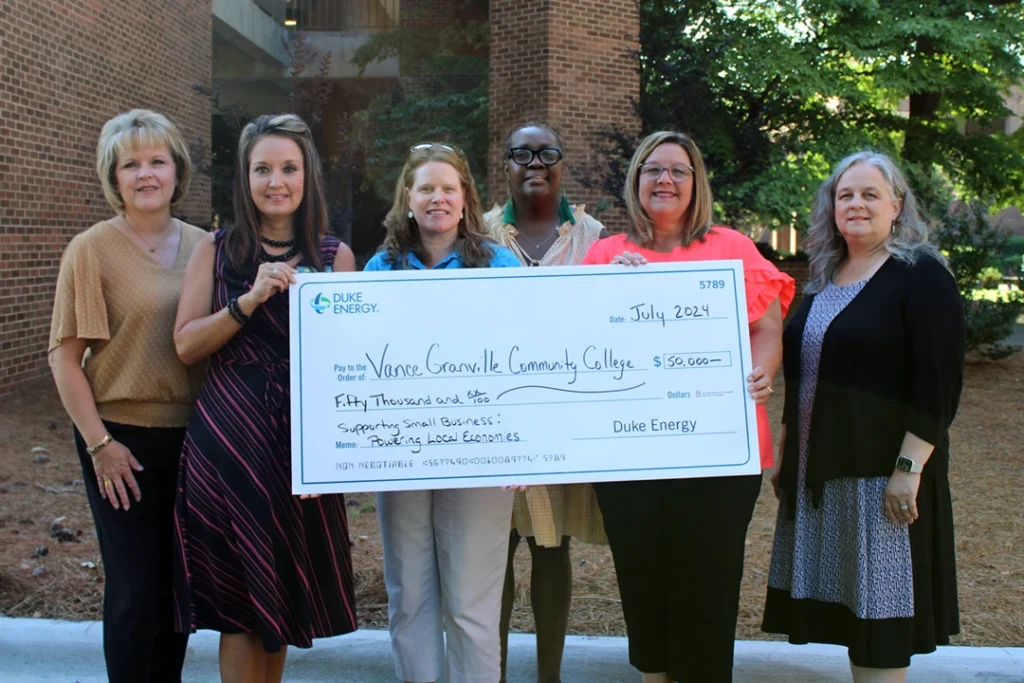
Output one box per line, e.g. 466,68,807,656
898,503,909,511
271,267,279,276
103,478,113,488
766,386,774,395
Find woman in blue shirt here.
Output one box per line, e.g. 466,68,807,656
365,143,519,683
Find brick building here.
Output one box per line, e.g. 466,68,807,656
0,0,212,395
488,0,639,230
0,0,640,395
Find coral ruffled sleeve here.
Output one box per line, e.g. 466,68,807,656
730,234,795,323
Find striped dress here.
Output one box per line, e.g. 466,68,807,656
172,231,357,651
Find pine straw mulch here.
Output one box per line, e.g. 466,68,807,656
1,354,1021,646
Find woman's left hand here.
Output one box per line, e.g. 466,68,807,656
747,366,774,405
884,471,920,524
502,485,528,492
299,493,322,500
610,251,648,267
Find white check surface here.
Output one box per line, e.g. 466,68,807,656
290,261,760,493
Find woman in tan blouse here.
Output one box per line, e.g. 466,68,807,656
483,122,608,683
48,110,206,683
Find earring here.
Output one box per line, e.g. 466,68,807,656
890,219,896,234
460,211,464,220
407,211,414,218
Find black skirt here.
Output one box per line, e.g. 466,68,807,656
763,472,960,668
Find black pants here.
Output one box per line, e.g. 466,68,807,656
499,530,573,683
75,422,189,683
594,475,762,683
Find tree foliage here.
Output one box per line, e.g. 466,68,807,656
584,0,1024,232
351,8,490,202
933,201,1024,360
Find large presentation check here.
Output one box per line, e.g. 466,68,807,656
289,261,760,494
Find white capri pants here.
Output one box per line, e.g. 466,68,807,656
377,487,515,683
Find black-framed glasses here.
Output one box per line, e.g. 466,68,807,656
508,147,563,166
640,163,694,182
410,142,466,158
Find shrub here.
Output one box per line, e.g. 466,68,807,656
933,201,1023,360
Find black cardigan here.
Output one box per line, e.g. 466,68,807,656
779,254,965,517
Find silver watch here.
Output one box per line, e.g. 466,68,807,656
895,455,923,474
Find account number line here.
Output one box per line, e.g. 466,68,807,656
359,441,528,449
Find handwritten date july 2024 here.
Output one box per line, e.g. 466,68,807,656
627,303,711,327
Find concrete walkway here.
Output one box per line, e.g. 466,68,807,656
1,618,1021,682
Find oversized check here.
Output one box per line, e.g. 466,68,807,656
289,261,760,494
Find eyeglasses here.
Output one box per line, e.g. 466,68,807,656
410,142,465,157
640,163,694,182
507,147,563,166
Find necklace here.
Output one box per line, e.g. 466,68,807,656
513,225,560,266
836,249,889,285
260,235,295,248
515,227,558,250
260,245,299,263
123,215,173,253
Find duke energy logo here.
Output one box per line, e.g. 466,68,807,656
310,291,380,314
310,293,331,314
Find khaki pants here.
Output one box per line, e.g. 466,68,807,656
378,487,515,683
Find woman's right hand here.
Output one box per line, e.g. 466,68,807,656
243,262,297,309
92,440,144,511
610,251,648,267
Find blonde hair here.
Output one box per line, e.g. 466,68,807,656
95,109,192,213
623,131,713,247
804,151,946,293
379,144,494,268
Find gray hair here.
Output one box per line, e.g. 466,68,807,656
804,151,946,293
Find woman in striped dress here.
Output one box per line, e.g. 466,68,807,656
172,114,358,682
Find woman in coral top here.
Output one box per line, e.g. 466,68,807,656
582,130,794,683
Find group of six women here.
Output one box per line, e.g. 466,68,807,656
48,109,964,683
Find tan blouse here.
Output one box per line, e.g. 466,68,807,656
483,202,609,546
49,219,207,428
483,202,606,267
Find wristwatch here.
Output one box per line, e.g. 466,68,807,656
895,455,923,474
86,433,113,456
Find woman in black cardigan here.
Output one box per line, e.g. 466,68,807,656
762,151,964,683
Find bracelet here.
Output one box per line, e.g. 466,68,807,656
86,433,112,456
227,297,250,325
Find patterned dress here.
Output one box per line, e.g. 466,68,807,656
768,282,914,616
173,232,358,651
764,280,960,667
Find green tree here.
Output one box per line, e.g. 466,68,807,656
351,6,490,202
933,201,1024,360
806,0,1024,205
583,1,1024,232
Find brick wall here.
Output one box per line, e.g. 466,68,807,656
0,0,212,395
488,0,640,230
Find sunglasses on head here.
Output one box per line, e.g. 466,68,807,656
410,142,466,158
